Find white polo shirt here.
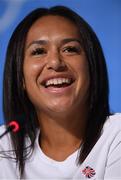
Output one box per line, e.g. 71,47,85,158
0,113,121,179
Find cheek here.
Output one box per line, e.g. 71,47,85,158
69,56,89,82
23,60,44,86
74,59,90,95
22,60,46,111
23,61,44,105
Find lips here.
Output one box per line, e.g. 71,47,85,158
41,75,75,89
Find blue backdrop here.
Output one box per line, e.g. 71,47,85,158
0,0,121,124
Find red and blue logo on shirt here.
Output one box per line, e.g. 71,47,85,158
82,166,96,178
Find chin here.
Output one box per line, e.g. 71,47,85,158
45,100,75,114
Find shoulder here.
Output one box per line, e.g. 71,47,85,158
102,113,121,142
103,113,121,132
102,114,121,171
0,124,6,133
0,125,11,151
102,113,121,153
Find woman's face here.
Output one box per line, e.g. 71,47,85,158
23,15,89,116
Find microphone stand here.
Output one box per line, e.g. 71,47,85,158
0,126,13,139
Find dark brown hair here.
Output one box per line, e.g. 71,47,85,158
3,5,110,177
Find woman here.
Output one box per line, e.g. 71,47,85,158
0,5,121,179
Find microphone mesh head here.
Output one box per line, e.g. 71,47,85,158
8,121,20,132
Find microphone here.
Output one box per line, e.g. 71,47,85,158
0,121,20,139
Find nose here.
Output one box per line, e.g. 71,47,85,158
46,50,66,71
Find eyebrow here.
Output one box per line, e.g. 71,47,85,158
61,38,81,45
26,38,81,49
26,40,47,49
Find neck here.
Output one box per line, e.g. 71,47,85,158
37,108,87,161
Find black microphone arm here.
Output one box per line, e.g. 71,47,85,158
0,121,20,139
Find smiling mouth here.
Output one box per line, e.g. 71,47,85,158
41,77,74,88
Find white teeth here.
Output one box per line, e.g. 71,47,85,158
45,78,71,86
54,79,58,85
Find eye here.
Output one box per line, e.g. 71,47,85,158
63,46,81,54
31,48,46,56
